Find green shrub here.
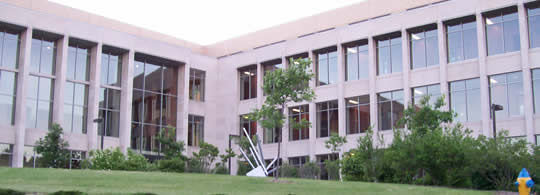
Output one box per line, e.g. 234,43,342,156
158,158,185,173
279,163,298,178
213,165,229,175
298,161,320,179
0,188,25,195
236,161,251,176
87,148,125,170
35,123,70,168
122,149,149,171
187,158,204,173
49,190,87,195
324,160,340,180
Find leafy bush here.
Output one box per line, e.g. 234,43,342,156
324,160,340,180
122,149,150,171
187,158,204,173
35,123,70,168
0,188,25,195
192,142,219,173
87,148,125,170
279,163,298,178
158,158,185,173
298,161,320,179
213,165,229,175
236,161,251,176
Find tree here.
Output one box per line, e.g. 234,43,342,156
324,133,347,181
35,123,70,168
248,57,315,180
156,127,186,160
192,142,219,173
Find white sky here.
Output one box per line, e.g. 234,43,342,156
49,0,365,45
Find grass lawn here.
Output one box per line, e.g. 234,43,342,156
0,168,493,195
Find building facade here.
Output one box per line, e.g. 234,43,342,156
0,0,539,173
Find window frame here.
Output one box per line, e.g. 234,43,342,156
239,65,257,100
377,90,404,131
409,24,439,69
344,40,369,81
316,100,339,138
346,95,370,134
449,78,481,122
289,105,310,141
189,68,206,101
188,115,204,147
484,7,521,56
376,32,402,75
315,48,338,86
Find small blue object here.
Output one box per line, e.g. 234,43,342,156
526,180,534,188
518,168,531,178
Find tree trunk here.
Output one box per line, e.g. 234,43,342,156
274,137,281,180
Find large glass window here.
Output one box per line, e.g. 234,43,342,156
0,143,12,167
0,70,17,126
412,84,441,107
378,90,404,131
345,41,369,81
346,95,370,134
528,5,540,48
263,60,283,96
289,105,309,141
485,8,521,55
101,52,122,87
316,100,338,138
189,69,205,101
188,115,204,147
0,30,19,69
131,59,178,154
27,36,56,129
263,109,281,144
240,114,257,138
239,66,257,100
98,88,120,137
410,25,439,69
489,72,523,118
289,156,309,168
64,45,90,134
376,33,402,75
446,17,478,63
316,49,338,86
450,78,481,122
531,69,540,113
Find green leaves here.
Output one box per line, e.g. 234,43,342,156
35,123,70,168
156,127,186,160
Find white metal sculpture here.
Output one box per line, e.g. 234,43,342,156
239,128,278,177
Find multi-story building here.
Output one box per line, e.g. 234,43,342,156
0,0,539,174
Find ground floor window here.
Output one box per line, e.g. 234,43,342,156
0,143,12,167
188,115,204,147
316,154,339,180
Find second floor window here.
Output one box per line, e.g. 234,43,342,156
528,4,540,48
489,71,523,118
376,33,402,75
239,66,257,100
289,105,309,141
316,100,338,138
485,7,521,56
189,69,205,101
378,90,404,131
346,95,370,134
412,84,441,107
240,114,257,138
410,25,439,69
531,69,540,113
446,16,478,63
450,78,481,122
101,52,122,87
316,49,338,86
345,41,369,81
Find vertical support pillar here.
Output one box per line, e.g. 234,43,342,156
308,50,316,161
437,20,450,111
476,12,491,137
178,62,190,149
368,36,379,141
256,62,263,143
52,35,69,126
401,29,411,110
87,42,102,151
337,44,346,138
281,56,288,149
119,50,134,154
12,27,32,167
517,2,535,144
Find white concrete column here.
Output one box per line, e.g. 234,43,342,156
401,29,411,109
368,36,378,136
256,62,263,142
281,56,289,146
337,44,346,137
308,50,316,161
86,42,102,151
12,27,32,168
178,62,190,149
52,35,69,127
476,12,491,137
517,2,535,144
437,20,450,110
118,50,134,154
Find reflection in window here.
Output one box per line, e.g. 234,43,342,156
240,114,257,138
26,76,54,129
531,69,540,113
0,143,12,167
378,90,404,131
101,52,122,87
412,84,441,107
289,105,309,141
0,30,20,69
30,37,56,75
485,8,521,55
23,146,41,168
528,5,540,48
345,41,369,81
376,33,402,75
317,100,338,138
410,26,439,69
450,78,481,122
263,109,282,144
98,88,120,137
131,59,178,154
64,82,88,134
316,49,338,86
289,156,309,168
67,46,89,82
489,71,523,119
446,17,478,63
0,69,17,126
239,66,257,100
188,115,204,147
189,69,205,101
346,95,370,134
